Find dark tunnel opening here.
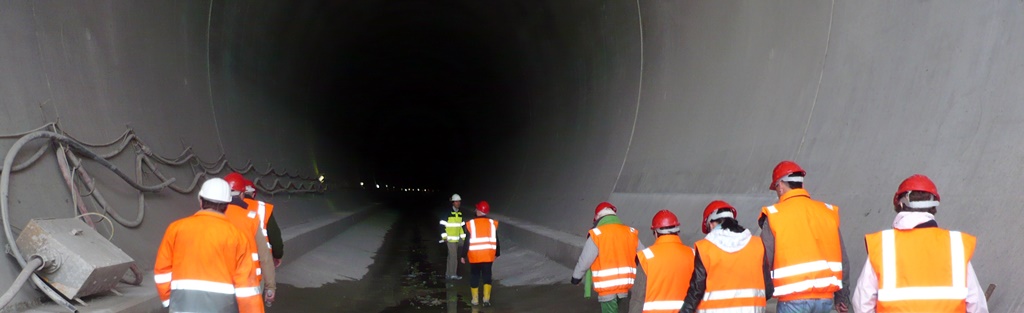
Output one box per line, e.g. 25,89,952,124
219,1,530,193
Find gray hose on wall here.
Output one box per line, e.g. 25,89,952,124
0,256,44,309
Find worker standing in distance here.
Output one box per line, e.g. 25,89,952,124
635,210,693,313
224,173,276,308
239,176,285,267
571,202,645,313
681,200,772,313
441,193,466,280
852,174,988,312
459,201,500,306
759,160,850,313
154,178,262,312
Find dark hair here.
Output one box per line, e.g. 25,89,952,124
710,209,746,233
201,199,228,213
784,180,803,189
897,191,937,213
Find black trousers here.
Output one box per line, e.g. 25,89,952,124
469,262,493,288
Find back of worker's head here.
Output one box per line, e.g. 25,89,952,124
702,200,745,234
769,160,805,196
199,178,232,213
893,174,939,214
651,210,680,237
476,201,490,216
593,202,617,223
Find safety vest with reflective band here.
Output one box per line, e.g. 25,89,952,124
243,198,275,252
588,224,639,297
694,236,767,313
636,235,693,313
154,210,262,313
466,217,498,263
439,209,466,243
225,204,265,286
759,189,842,301
865,228,976,312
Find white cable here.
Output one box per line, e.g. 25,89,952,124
612,0,645,194
795,0,836,158
75,212,114,241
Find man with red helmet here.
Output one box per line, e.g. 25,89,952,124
635,210,693,313
571,202,646,313
681,200,772,313
852,174,988,313
759,161,850,313
459,201,500,306
236,177,284,268
224,172,277,307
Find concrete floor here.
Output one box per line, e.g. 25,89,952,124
270,207,601,312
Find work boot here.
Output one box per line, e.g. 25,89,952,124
482,284,492,306
450,275,462,280
470,287,479,306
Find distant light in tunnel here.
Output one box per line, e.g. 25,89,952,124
375,184,380,188
360,182,364,186
318,175,325,183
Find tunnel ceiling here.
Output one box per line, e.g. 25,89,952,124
234,1,527,190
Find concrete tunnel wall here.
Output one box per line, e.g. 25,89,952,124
459,1,1024,310
0,1,361,309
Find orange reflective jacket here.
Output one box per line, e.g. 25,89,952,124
154,210,262,313
636,235,693,313
694,237,768,311
589,224,639,297
866,228,976,312
243,198,274,252
759,189,842,301
225,204,264,286
466,218,498,263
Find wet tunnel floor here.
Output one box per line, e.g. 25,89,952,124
269,209,601,312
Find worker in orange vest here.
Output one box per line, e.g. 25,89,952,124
635,210,693,313
852,174,988,313
459,201,500,306
232,174,284,267
571,202,645,313
759,161,850,313
224,173,277,307
154,178,262,312
681,200,772,313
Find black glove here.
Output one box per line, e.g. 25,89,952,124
570,277,582,285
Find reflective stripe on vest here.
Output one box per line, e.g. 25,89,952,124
867,228,973,311
643,300,685,311
703,288,766,301
697,306,766,313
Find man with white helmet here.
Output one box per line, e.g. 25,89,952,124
440,193,467,280
154,178,262,312
852,174,988,313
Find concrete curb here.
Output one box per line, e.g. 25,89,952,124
23,206,377,313
487,214,585,270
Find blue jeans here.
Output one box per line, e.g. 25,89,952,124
777,299,833,313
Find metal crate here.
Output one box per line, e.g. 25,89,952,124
15,218,134,299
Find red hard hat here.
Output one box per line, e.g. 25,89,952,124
476,201,491,214
769,160,805,190
651,210,680,230
702,200,738,234
893,174,939,205
593,202,617,222
224,172,247,192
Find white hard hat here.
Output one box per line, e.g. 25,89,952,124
199,178,232,203
450,193,462,202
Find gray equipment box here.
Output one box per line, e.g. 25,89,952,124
15,218,134,299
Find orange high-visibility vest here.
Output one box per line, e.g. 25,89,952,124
866,227,976,312
225,204,264,285
759,189,842,301
243,198,274,252
694,236,768,312
636,235,693,313
154,211,263,313
588,224,639,297
466,218,498,263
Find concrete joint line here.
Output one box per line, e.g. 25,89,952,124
612,0,645,195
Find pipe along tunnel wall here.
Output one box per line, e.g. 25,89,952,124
1,0,1023,311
